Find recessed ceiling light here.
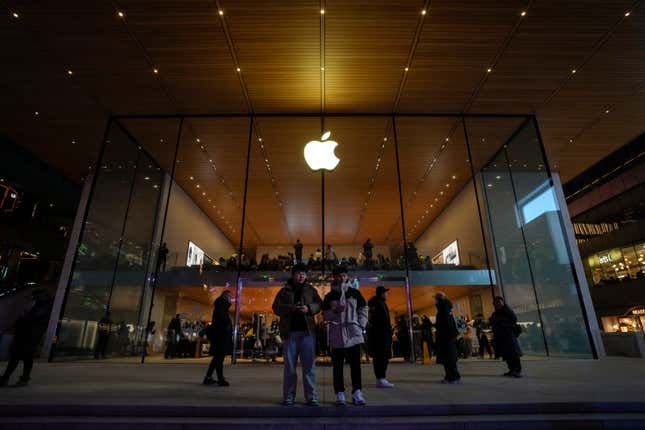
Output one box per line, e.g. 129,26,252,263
258,137,262,142
144,176,150,180
421,9,427,15
571,69,577,74
202,192,206,196
153,68,159,74
445,183,450,187
520,11,526,16
34,111,39,116
236,67,241,72
209,159,213,163
320,9,325,14
196,138,200,143
605,109,610,114
117,11,125,18
625,11,631,16
452,175,456,179
12,12,19,18
71,140,76,145
190,176,194,180
67,70,73,76
569,139,573,143
218,10,224,16
496,175,501,180
404,67,409,72
384,137,388,141
486,67,492,73
487,183,493,188
196,184,201,189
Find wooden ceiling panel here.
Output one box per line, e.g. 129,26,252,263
324,0,420,112
119,0,247,113
399,0,522,112
222,0,321,113
471,0,634,113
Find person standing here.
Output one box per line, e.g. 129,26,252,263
326,244,337,270
367,286,394,388
94,311,112,359
204,290,233,386
165,314,182,359
1,289,52,387
158,242,169,272
323,266,368,405
421,315,434,359
473,314,493,359
294,239,303,264
434,292,460,384
362,239,373,270
489,296,523,377
272,264,323,406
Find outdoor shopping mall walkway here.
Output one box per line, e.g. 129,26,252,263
1,357,645,428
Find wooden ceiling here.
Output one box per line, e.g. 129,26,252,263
1,0,643,248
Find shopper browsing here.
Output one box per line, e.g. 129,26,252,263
367,286,395,388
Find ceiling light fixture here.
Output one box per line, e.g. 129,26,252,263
605,109,610,114
571,69,577,74
486,67,492,73
67,70,73,76
117,11,125,18
520,11,526,16
218,10,224,16
320,9,325,14
34,111,39,116
153,68,159,74
404,67,409,72
421,9,427,15
625,11,631,16
189,176,194,180
452,175,456,179
12,12,19,19
236,67,241,72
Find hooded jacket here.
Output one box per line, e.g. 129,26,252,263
323,280,368,349
208,295,233,355
272,278,322,338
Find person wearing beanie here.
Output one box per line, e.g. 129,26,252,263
434,292,461,384
367,285,395,388
323,266,368,405
272,264,322,406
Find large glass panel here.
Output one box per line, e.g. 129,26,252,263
54,120,171,361
505,120,592,357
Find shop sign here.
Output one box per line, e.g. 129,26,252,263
631,308,645,316
598,254,612,264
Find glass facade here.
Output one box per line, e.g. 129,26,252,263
50,115,598,362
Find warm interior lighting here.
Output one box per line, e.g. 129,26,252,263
486,67,492,73
625,11,631,16
421,9,427,15
520,11,526,16
117,11,124,18
404,67,409,72
34,111,39,116
12,12,19,18
218,10,224,16
571,69,577,74
153,68,159,74
67,70,73,75
605,109,610,114
236,67,241,72
320,9,325,14
189,176,194,180
304,131,340,171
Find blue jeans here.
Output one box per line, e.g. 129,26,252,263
283,331,317,401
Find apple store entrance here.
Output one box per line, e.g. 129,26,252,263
48,114,599,365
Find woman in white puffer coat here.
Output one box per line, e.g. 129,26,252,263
323,266,368,405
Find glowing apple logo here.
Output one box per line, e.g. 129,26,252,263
304,131,340,171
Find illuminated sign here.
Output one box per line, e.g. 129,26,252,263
598,254,612,264
186,241,205,267
631,308,645,316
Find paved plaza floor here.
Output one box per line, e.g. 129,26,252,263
1,356,644,408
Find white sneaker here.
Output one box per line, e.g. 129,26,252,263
352,389,366,405
335,392,346,405
376,378,394,388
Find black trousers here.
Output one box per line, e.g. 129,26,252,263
440,342,461,382
94,334,109,359
2,353,33,381
504,354,522,373
331,344,362,394
371,349,389,379
206,351,226,381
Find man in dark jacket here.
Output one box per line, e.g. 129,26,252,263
294,239,303,264
368,286,394,388
272,264,322,406
434,292,461,384
1,289,52,386
490,296,523,377
165,314,182,359
204,290,233,386
94,311,112,359
363,239,374,270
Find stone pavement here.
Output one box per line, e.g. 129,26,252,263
1,357,645,428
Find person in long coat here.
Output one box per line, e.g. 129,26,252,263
367,286,394,388
203,290,233,386
489,296,523,377
1,289,52,386
434,292,461,384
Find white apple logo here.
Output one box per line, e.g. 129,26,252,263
304,131,340,171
